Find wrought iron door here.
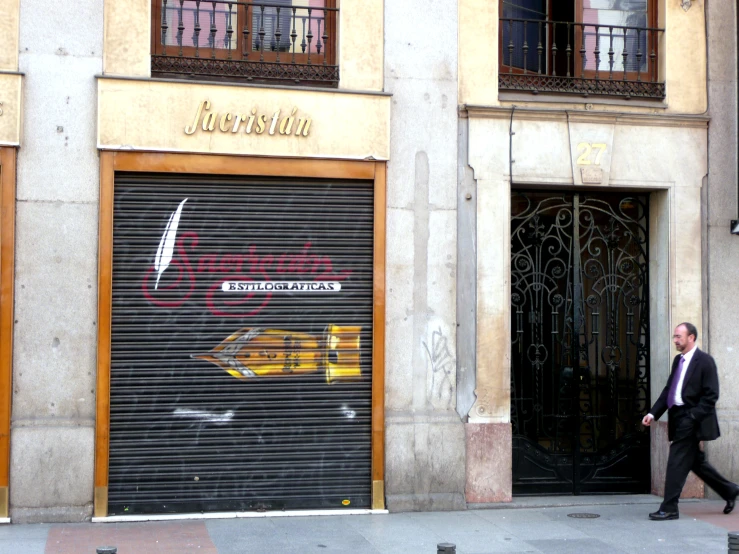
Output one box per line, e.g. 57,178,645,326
510,192,650,495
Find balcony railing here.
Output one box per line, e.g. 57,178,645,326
499,18,665,99
152,0,339,87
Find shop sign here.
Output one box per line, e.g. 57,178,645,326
185,99,312,137
143,198,351,317
126,188,370,385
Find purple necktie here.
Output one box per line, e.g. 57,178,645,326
667,355,685,408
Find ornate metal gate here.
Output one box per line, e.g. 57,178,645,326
510,191,650,495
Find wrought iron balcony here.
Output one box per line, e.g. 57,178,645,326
152,0,339,87
499,18,665,100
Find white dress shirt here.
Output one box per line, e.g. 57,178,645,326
672,344,697,407
648,345,697,419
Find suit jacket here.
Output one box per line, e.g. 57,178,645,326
649,348,721,442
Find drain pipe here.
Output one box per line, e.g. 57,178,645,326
509,105,516,185
730,0,739,235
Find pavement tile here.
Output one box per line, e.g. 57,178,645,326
489,520,591,541
526,538,625,553
0,523,50,554
407,511,497,534
554,505,721,545
471,508,561,524
206,517,380,554
0,538,48,554
439,534,538,554
342,514,443,552
348,512,536,553
44,521,218,554
207,518,283,542
0,496,733,554
681,499,739,531
341,513,433,538
0,523,50,539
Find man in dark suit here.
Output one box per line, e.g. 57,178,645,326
642,322,739,520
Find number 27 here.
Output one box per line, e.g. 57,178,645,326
576,142,606,165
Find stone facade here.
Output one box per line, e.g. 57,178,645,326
704,0,739,493
10,0,103,522
383,0,465,512
0,0,734,523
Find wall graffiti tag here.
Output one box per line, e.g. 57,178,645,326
153,197,188,289
423,326,456,408
195,325,362,383
141,198,353,317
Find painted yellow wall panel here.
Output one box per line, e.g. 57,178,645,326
0,74,21,145
339,0,383,91
98,78,390,159
103,0,384,90
458,0,497,107
104,0,151,77
0,0,20,71
663,0,707,114
459,0,707,114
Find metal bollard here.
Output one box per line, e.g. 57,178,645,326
96,547,118,554
437,543,456,554
729,531,739,553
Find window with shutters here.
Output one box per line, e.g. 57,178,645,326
499,0,664,99
151,0,339,87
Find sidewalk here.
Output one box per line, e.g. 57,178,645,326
0,495,736,554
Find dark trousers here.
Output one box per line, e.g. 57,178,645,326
661,408,736,512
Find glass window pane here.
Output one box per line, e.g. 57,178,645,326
582,0,648,72
502,0,546,20
502,0,547,70
252,0,328,55
161,1,238,50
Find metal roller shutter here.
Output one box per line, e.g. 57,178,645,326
108,172,374,515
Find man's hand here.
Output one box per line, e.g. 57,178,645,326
642,414,654,427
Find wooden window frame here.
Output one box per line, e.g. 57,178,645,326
94,152,386,517
150,1,338,67
499,0,660,82
574,0,659,82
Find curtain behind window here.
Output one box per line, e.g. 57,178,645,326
161,1,238,50
502,0,547,71
159,0,328,55
252,0,328,55
582,0,648,72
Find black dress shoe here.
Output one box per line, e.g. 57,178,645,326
649,510,679,520
724,486,739,514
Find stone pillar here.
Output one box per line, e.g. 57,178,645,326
464,175,512,503
10,0,102,522
384,0,465,511
703,0,739,496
